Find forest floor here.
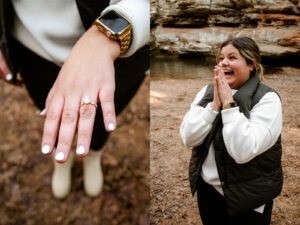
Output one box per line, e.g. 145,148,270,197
0,76,150,225
150,67,300,225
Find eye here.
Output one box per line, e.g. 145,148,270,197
229,56,236,61
219,57,224,61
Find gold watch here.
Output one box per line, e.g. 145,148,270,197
223,101,237,110
94,10,132,55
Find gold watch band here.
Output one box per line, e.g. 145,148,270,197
223,104,231,110
223,101,237,110
118,27,132,54
94,12,132,55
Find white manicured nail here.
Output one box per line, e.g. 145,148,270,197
6,73,13,81
42,145,50,154
76,145,85,155
40,109,46,116
55,152,65,161
108,123,115,131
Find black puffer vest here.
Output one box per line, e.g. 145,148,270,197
189,74,283,216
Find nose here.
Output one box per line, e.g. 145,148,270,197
221,58,229,66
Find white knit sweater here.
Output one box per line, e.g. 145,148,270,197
10,0,149,66
180,84,282,213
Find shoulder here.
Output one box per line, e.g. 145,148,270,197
252,91,282,112
258,83,281,99
252,83,281,107
260,92,281,104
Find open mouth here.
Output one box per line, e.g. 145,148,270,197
224,71,234,76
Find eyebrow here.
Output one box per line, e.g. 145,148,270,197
221,51,238,56
229,51,238,55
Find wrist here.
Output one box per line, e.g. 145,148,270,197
94,10,132,56
222,100,237,110
222,97,234,108
89,25,121,60
211,102,220,111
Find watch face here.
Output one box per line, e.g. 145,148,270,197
99,11,130,34
229,102,237,107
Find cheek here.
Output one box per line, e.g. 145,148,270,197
228,62,239,73
231,61,249,76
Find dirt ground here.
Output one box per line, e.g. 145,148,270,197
150,67,300,225
0,76,149,225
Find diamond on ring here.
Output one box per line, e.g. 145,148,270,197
83,96,91,104
80,96,98,108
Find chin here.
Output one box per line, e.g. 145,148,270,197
225,76,234,84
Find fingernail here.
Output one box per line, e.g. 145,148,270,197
42,145,50,154
55,152,65,161
6,73,13,81
40,109,46,116
108,123,115,131
76,145,85,155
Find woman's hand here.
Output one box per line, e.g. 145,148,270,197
41,25,121,163
211,66,221,111
215,64,234,107
0,50,23,87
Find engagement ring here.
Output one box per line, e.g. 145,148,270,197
80,96,98,108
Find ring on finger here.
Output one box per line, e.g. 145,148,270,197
80,96,98,108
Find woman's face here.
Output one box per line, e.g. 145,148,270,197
218,44,253,89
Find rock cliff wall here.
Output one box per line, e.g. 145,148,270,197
151,0,300,63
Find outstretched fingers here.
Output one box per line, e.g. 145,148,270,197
55,96,80,163
41,96,64,156
40,87,56,117
76,95,98,157
99,84,116,133
41,85,116,161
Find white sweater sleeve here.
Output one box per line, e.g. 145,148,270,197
102,0,150,58
221,92,282,164
180,86,219,147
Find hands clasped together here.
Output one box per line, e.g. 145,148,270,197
211,63,234,111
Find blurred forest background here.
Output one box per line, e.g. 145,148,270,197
150,0,300,224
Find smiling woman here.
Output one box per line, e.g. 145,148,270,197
180,37,283,225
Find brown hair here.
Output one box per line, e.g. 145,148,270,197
216,37,264,81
